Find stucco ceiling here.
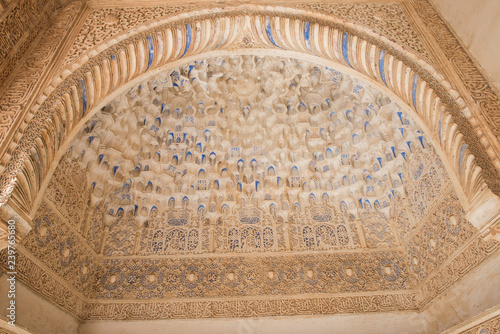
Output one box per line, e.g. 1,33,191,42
1,0,499,325
26,54,475,304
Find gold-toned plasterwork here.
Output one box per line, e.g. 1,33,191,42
416,237,499,308
0,0,500,323
0,0,59,89
63,2,433,70
2,6,499,227
61,4,200,69
0,249,84,317
294,3,433,65
2,247,420,321
409,0,500,141
0,0,84,157
460,313,500,334
9,161,497,319
2,228,497,320
80,293,418,320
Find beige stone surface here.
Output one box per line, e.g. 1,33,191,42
442,303,500,334
431,0,500,92
79,311,425,334
0,273,80,334
421,249,500,332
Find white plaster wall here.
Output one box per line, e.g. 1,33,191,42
421,249,500,333
431,0,500,92
79,311,425,334
0,272,80,334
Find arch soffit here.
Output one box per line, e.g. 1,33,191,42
2,5,499,228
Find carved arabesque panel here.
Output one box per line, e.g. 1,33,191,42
21,202,97,293
295,3,433,65
61,5,199,69
46,151,90,230
92,250,412,300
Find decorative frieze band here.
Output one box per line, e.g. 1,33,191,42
2,231,497,320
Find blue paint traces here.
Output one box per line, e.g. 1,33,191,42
304,22,312,52
438,111,444,142
215,35,227,48
181,24,191,58
379,50,387,86
80,79,87,116
146,36,154,70
265,17,283,49
459,144,468,174
397,112,403,124
417,135,424,148
412,74,418,110
406,141,412,152
342,32,352,68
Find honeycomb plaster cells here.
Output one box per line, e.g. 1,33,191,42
66,55,447,256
